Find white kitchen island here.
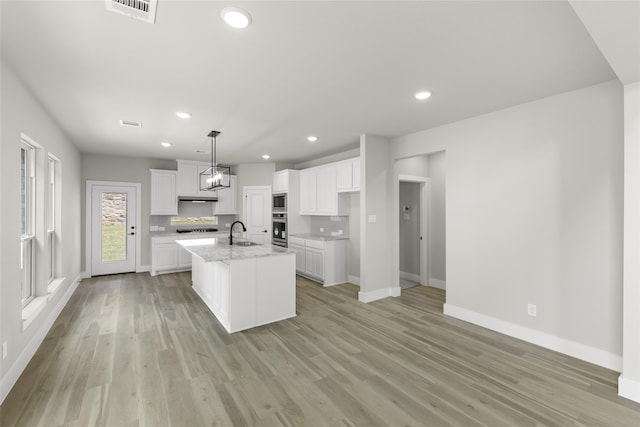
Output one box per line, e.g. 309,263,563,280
177,238,296,333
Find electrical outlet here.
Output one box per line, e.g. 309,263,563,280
320,227,325,232
158,226,165,231
225,223,230,228
2,341,7,359
150,225,159,231
527,304,537,317
368,214,377,223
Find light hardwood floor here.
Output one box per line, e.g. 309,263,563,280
2,272,639,426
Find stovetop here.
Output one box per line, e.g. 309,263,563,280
176,228,219,234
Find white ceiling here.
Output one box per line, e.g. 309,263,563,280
1,1,621,165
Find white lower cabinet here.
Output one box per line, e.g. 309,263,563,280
151,234,219,276
289,236,348,286
153,242,179,272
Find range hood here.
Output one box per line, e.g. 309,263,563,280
178,195,218,202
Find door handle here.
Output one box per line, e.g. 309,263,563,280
129,232,135,236
263,230,268,233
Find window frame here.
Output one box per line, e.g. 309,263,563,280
21,141,36,307
47,154,60,284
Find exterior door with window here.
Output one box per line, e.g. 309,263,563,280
90,185,137,275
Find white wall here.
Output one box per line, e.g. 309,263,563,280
1,62,82,396
360,134,397,301
427,151,446,283
391,80,624,366
621,81,640,401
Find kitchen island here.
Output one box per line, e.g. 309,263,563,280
178,238,296,333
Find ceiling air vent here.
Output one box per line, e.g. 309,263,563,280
120,120,142,128
105,0,158,24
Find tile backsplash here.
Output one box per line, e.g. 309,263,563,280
309,216,349,237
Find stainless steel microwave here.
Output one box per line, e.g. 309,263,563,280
273,193,286,212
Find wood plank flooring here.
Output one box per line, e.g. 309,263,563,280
2,272,639,426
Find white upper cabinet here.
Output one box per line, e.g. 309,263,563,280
150,169,178,215
177,159,215,197
299,164,348,216
272,170,289,193
316,165,337,214
299,168,318,214
177,160,199,196
213,175,237,215
336,157,360,192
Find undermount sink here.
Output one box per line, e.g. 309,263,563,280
233,241,261,247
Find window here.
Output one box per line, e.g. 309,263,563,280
47,155,60,284
21,141,35,306
170,216,217,226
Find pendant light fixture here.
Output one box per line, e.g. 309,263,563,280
200,130,230,191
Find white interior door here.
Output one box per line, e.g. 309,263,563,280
243,186,271,244
90,184,137,275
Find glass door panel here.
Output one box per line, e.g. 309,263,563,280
101,192,127,262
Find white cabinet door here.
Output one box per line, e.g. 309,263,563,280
153,242,179,271
150,170,178,215
336,161,353,191
214,175,237,214
177,161,199,196
336,158,360,192
316,165,337,214
299,169,317,214
177,245,192,268
289,243,305,273
306,247,324,279
352,158,360,190
273,170,289,193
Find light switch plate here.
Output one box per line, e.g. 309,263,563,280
368,215,377,223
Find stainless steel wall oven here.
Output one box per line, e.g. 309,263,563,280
272,213,287,247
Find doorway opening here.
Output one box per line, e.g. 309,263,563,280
399,177,429,289
396,151,446,293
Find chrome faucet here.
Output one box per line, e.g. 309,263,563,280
229,220,246,245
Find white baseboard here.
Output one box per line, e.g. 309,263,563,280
348,275,360,286
137,264,150,273
359,286,401,303
443,303,622,372
1,274,82,404
400,271,421,283
429,277,446,289
619,375,640,403
81,270,90,279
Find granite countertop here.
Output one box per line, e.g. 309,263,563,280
177,237,295,263
289,233,350,241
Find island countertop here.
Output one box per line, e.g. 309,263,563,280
177,238,295,263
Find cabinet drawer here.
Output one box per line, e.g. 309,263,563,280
289,236,305,246
305,239,325,250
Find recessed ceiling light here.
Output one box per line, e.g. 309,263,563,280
176,111,191,119
221,7,252,29
414,91,432,100
262,154,271,159
161,142,171,147
307,136,318,142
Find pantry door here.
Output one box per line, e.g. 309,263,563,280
243,186,271,245
87,181,140,276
